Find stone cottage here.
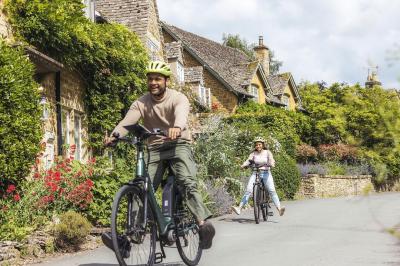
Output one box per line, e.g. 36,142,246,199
0,4,89,168
94,0,303,113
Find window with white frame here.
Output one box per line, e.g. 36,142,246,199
61,109,70,149
74,113,82,161
147,37,161,61
177,62,185,83
198,85,211,108
250,84,259,102
83,0,95,21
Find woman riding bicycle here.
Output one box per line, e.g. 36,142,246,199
232,137,285,217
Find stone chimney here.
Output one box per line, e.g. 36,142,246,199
365,67,382,88
253,36,270,76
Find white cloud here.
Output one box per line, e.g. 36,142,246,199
158,0,400,88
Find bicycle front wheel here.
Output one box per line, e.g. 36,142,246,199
253,184,261,224
175,205,202,265
261,187,268,221
111,185,156,266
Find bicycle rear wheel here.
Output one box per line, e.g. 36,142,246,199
253,184,261,224
175,202,202,266
111,185,157,266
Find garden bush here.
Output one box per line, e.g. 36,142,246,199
272,152,301,200
86,156,135,226
296,143,318,163
53,211,91,250
0,40,42,187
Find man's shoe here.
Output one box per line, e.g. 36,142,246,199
198,221,215,250
279,206,286,216
101,232,131,258
231,206,241,215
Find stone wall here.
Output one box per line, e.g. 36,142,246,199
296,174,374,199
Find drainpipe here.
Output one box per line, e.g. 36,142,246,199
55,71,62,156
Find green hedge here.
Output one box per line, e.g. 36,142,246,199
272,151,301,200
0,40,42,186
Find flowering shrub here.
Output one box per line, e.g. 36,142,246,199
296,143,318,163
318,143,359,163
31,145,95,211
0,146,95,241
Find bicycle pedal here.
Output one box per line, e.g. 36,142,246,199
154,252,164,264
268,211,274,216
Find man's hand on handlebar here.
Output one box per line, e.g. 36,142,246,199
168,127,181,140
104,132,119,147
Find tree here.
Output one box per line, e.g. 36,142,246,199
222,33,282,74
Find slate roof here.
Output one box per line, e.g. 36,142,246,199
162,23,262,97
267,73,291,96
267,72,303,109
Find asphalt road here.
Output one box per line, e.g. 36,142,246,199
31,192,400,266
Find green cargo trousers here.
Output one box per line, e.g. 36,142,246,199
146,140,212,222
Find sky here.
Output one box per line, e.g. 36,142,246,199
157,0,400,89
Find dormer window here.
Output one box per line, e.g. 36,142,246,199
83,0,95,22
282,95,290,110
250,84,259,103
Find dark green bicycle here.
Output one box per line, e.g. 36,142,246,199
103,124,202,266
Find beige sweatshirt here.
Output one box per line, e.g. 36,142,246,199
241,149,275,170
111,88,191,145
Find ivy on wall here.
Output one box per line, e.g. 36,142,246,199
0,39,42,185
4,0,149,153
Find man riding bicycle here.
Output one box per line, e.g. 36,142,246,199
104,61,215,250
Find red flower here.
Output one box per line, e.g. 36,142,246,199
14,194,20,201
6,184,16,193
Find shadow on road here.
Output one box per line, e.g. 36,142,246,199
218,217,278,224
80,262,184,266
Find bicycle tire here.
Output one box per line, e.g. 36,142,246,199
175,199,202,265
111,185,156,266
261,186,268,221
253,183,261,224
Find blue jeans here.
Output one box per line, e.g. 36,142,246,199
240,170,281,209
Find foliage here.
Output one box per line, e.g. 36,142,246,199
227,101,311,157
299,81,400,187
317,143,358,163
0,40,42,186
86,156,135,226
296,143,318,163
0,148,95,241
272,152,301,200
5,0,149,153
222,33,282,74
53,211,91,250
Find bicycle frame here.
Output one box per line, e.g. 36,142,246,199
128,135,173,236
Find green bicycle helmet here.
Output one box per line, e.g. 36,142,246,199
145,61,172,77
253,136,266,144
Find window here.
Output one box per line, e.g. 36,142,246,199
177,62,185,83
40,96,49,121
61,109,70,149
147,37,161,61
83,0,95,21
198,85,211,108
74,114,82,161
250,85,259,102
282,95,290,110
